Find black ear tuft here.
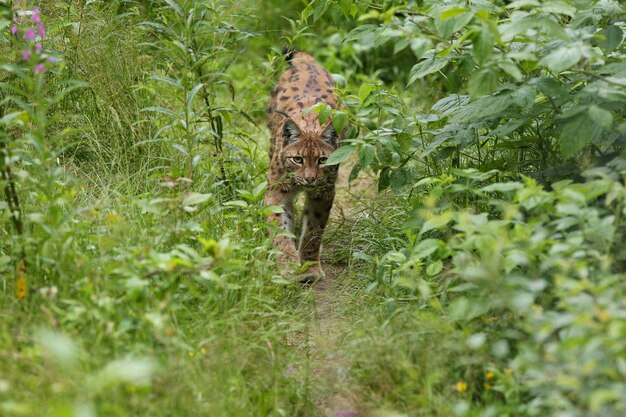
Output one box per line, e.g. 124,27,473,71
283,119,301,145
321,123,338,147
283,47,297,63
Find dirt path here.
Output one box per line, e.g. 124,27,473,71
308,266,360,417
306,163,377,417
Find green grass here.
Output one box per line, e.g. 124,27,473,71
2,1,625,416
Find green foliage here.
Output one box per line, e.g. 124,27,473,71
371,169,626,415
331,0,626,188
1,0,626,416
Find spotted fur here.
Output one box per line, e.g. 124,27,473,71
265,51,342,282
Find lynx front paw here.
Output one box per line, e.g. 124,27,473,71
296,262,325,284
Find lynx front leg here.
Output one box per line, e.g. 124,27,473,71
298,189,335,281
265,188,299,276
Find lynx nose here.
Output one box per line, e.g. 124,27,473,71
305,176,317,184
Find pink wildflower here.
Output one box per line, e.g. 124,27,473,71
32,8,41,24
37,24,45,39
11,25,18,35
23,28,35,41
21,50,31,61
48,56,56,63
34,63,46,75
35,43,42,53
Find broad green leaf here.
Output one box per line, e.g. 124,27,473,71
440,7,468,21
358,83,374,103
332,111,348,134
426,260,443,276
473,24,495,65
498,60,523,81
359,144,375,167
390,168,409,193
319,105,331,125
436,11,475,39
408,57,449,85
560,112,602,158
410,38,433,59
468,68,498,98
313,0,329,21
588,105,613,129
539,45,581,73
378,167,391,191
182,192,212,206
338,0,353,17
501,16,568,41
411,239,442,259
481,182,524,192
598,25,624,53
393,37,410,54
420,211,453,235
326,145,355,165
540,1,576,17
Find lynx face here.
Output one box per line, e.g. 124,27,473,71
279,119,338,187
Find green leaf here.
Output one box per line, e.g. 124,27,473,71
598,25,624,53
588,105,613,129
426,260,443,277
163,0,184,16
501,16,568,41
359,144,375,167
481,182,523,192
440,7,468,21
420,211,453,235
378,167,391,191
338,0,353,17
498,60,523,82
560,112,602,158
326,145,355,165
408,57,449,85
393,37,410,54
436,11,475,39
540,1,576,17
332,111,348,134
390,168,409,193
318,105,331,125
473,24,495,65
182,192,212,206
539,45,581,73
468,68,498,98
313,0,329,21
358,83,374,103
410,38,433,59
411,239,441,259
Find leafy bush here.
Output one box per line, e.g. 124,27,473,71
374,168,626,415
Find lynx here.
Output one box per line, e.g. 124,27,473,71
265,50,342,282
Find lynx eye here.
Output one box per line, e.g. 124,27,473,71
318,157,328,165
292,156,304,164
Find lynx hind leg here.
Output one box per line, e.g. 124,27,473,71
298,189,335,282
265,189,299,277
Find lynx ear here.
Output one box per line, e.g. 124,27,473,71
283,118,301,145
321,122,338,147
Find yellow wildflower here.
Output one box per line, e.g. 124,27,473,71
15,260,27,300
486,371,494,380
455,381,467,392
